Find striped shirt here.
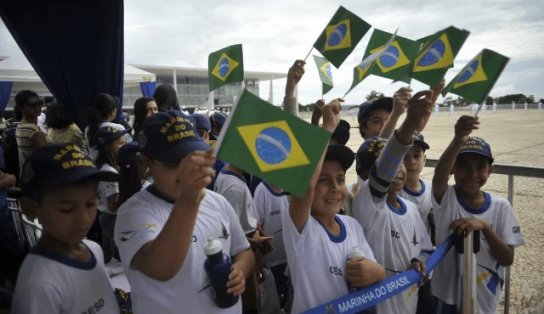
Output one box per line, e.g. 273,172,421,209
16,122,41,177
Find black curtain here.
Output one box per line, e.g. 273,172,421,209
0,0,124,128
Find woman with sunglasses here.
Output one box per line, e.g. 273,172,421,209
14,90,47,178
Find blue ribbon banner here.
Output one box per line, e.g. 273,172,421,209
303,234,455,314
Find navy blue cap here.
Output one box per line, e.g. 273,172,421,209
140,110,209,163
331,119,351,145
355,137,387,177
117,141,141,168
357,97,393,127
413,132,430,150
458,136,494,163
209,112,227,130
325,144,355,172
95,124,130,149
191,113,211,131
21,144,118,196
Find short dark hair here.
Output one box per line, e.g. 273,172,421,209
15,90,39,108
45,102,74,129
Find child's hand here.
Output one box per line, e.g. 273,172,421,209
321,98,343,133
450,217,489,235
345,257,379,288
177,150,215,203
404,90,434,132
454,115,479,143
430,79,445,106
285,60,306,97
393,86,412,115
311,99,325,126
410,259,426,275
226,265,246,296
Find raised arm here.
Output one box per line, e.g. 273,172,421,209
283,60,306,113
370,90,434,198
432,116,479,204
289,99,342,232
378,87,411,139
131,150,215,281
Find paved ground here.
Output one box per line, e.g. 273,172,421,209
303,109,544,313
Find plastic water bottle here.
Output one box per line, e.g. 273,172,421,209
347,246,365,292
204,238,239,308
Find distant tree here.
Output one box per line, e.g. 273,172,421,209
497,94,528,104
485,96,494,105
527,95,535,104
366,90,385,101
540,98,544,104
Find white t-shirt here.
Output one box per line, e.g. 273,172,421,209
283,210,376,314
214,170,258,234
352,180,433,314
399,179,433,232
254,182,289,267
431,185,525,314
97,164,119,213
85,122,128,160
12,240,119,314
114,187,250,314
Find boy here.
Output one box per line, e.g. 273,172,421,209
285,99,385,313
114,111,254,313
357,97,393,139
352,91,435,314
12,143,120,313
431,116,525,314
399,132,433,237
191,113,211,142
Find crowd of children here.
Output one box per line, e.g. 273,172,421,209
0,58,525,314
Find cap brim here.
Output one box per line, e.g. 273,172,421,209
148,139,210,163
458,151,494,163
414,140,430,150
325,145,355,171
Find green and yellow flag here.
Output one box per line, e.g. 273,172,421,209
208,44,244,92
442,49,509,104
313,6,371,68
346,30,407,95
215,90,331,196
313,55,334,95
412,26,470,86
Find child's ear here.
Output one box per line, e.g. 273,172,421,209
488,164,494,175
20,196,39,220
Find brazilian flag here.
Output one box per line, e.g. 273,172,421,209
313,6,371,68
412,26,470,86
215,89,331,196
346,29,418,95
442,49,509,104
208,44,244,92
313,55,334,95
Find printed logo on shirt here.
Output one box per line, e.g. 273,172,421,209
330,266,344,276
119,223,159,242
81,298,104,314
391,230,400,239
512,226,521,234
270,209,281,216
410,229,420,246
192,235,197,243
218,222,230,240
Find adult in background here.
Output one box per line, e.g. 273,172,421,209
153,84,180,112
132,97,158,142
45,101,87,150
15,90,47,178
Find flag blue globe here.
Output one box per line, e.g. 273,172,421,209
255,127,292,164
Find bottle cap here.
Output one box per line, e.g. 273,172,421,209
348,246,364,259
204,238,222,256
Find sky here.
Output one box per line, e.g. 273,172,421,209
1,0,543,106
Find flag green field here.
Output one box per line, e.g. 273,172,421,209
215,89,331,196
412,26,470,86
208,44,244,92
313,6,371,68
313,55,334,95
442,48,509,104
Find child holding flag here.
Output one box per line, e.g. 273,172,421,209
431,116,525,314
352,90,436,314
283,98,385,313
